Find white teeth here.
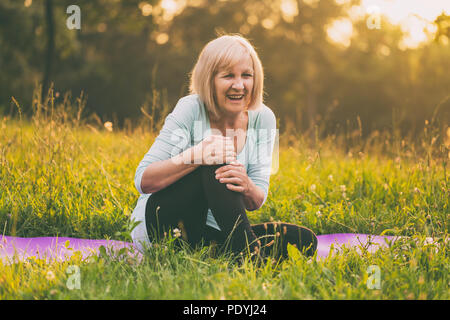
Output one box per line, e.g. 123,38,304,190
228,95,244,99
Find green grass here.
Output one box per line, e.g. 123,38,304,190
0,95,448,299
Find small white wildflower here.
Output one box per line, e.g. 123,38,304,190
104,121,113,132
316,210,322,218
340,185,346,192
46,271,55,281
173,228,181,238
328,174,333,182
310,184,316,192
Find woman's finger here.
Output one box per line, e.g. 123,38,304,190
215,163,244,175
216,169,244,180
231,162,245,172
225,183,245,193
217,177,242,185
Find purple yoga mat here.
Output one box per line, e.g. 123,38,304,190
0,236,138,263
0,233,397,263
315,233,397,257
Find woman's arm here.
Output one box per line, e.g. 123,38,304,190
140,146,200,194
242,179,265,211
141,135,236,194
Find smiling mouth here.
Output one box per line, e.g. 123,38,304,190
227,94,244,101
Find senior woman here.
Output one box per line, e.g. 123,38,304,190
131,34,317,260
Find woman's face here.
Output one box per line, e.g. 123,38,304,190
214,54,254,117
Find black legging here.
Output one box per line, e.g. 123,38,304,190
145,164,317,259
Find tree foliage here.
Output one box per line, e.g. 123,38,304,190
0,0,448,137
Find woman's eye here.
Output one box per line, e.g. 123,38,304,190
243,73,253,77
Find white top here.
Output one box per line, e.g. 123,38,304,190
130,94,277,253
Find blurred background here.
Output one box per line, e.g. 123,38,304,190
1,0,449,138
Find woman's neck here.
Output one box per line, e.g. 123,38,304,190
210,111,248,131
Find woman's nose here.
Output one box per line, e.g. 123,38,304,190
231,78,244,90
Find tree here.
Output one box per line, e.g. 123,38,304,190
42,0,55,102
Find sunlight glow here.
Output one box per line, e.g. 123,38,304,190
361,0,450,24
161,0,187,21
303,0,320,8
140,0,188,21
262,18,275,30
139,2,153,16
155,32,169,45
334,0,351,5
280,0,299,23
399,15,438,49
161,0,179,14
332,0,449,48
359,0,450,48
326,18,354,48
247,15,258,26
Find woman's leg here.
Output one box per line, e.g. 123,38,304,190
251,222,318,259
145,167,209,246
145,164,260,255
200,164,260,255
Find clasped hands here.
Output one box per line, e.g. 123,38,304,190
194,135,251,195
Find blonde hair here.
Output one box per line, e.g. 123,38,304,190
189,34,264,122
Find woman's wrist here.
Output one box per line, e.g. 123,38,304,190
243,180,264,211
173,145,203,167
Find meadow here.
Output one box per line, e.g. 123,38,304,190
0,92,448,300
